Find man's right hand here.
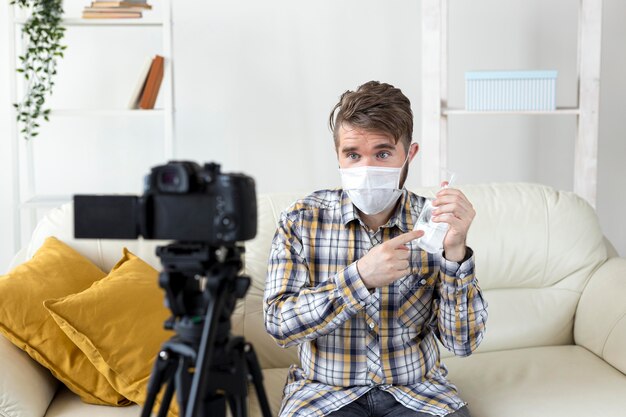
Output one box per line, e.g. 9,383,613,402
356,230,424,289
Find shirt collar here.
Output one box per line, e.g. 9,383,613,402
340,188,415,232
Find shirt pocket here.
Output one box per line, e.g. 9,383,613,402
396,274,436,329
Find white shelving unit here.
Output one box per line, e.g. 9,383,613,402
421,0,602,208
8,0,175,250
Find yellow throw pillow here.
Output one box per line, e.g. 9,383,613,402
0,236,130,406
45,248,177,415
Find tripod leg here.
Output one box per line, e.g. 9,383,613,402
227,392,247,417
156,378,176,417
141,351,177,417
244,343,272,417
175,355,195,417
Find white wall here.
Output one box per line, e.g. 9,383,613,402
172,1,423,193
1,0,625,271
596,0,626,257
0,0,16,272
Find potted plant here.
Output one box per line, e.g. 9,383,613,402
11,0,67,140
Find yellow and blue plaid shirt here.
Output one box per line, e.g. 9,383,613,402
264,188,488,417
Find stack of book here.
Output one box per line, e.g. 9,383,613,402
82,0,152,19
128,55,165,110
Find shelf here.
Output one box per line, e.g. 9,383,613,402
50,109,165,117
20,195,71,209
15,18,163,27
421,0,601,208
9,0,175,251
443,107,580,116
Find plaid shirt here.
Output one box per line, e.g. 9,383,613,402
264,188,488,417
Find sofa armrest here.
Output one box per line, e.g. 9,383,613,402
0,335,59,417
575,257,626,374
2,248,59,417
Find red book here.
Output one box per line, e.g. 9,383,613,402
139,55,164,110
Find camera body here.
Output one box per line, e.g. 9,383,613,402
74,161,257,245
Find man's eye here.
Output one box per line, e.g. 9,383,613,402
378,152,390,159
348,153,359,160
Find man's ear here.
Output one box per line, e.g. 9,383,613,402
409,142,419,162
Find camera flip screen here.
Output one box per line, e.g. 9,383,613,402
74,195,139,239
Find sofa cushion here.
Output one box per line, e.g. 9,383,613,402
453,183,607,291
44,248,175,414
44,387,142,417
248,368,290,417
433,183,607,353
0,236,129,406
444,345,626,417
45,368,289,417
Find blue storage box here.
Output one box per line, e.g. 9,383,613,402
465,70,557,111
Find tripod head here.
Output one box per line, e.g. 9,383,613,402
157,242,249,346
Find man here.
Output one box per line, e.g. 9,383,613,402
264,81,488,417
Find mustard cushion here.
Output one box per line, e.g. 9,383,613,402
0,236,130,406
45,248,176,414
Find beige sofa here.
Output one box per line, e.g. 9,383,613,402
2,182,626,417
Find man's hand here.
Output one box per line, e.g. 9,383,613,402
432,182,476,262
356,230,424,289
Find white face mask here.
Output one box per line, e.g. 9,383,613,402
339,152,410,215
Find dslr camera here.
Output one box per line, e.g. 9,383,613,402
74,161,256,244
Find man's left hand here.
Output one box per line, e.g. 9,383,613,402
431,182,476,262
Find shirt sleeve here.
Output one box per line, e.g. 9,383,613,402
431,247,488,356
263,211,371,348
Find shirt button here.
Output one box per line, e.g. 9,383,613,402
459,305,464,311
459,273,467,279
420,279,427,285
368,322,375,329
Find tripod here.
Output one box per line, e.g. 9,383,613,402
140,243,272,417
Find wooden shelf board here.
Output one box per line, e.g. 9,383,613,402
20,195,71,208
443,107,580,116
15,18,163,27
49,109,165,117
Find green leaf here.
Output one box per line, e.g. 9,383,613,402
14,0,66,141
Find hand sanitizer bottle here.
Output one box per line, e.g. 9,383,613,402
414,173,455,254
